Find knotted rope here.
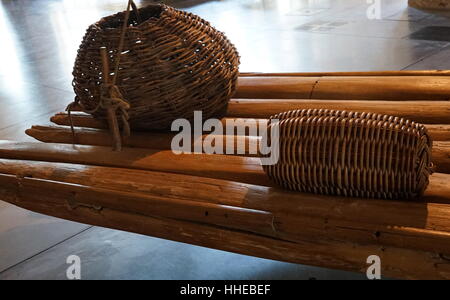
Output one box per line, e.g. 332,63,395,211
67,0,136,150
99,84,131,135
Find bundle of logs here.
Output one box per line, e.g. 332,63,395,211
1,70,450,279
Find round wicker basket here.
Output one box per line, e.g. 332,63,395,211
72,3,240,130
262,109,433,200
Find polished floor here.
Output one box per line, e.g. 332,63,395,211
1,0,450,280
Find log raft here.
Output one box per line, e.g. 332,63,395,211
2,71,450,279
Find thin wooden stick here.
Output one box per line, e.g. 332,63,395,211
100,47,110,84
51,112,108,130
100,47,123,151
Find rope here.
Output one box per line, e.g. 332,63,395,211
65,101,78,144
100,84,131,137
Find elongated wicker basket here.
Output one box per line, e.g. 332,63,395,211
262,109,433,200
72,3,240,130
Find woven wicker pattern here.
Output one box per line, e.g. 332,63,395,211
72,3,240,130
262,109,433,199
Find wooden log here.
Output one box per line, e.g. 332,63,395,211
7,196,450,279
227,99,450,124
0,164,448,274
25,125,261,157
235,76,450,100
51,112,109,129
50,112,450,142
409,0,450,10
0,141,271,186
24,125,450,174
58,99,450,124
50,113,267,136
236,76,318,99
426,124,450,141
239,70,450,77
432,142,450,174
25,125,172,150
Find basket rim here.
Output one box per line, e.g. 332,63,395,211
92,3,169,32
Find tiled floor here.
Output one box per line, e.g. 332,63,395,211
1,0,450,280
